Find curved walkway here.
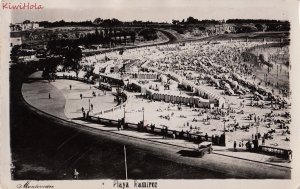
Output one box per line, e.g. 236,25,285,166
22,74,117,121
22,80,68,120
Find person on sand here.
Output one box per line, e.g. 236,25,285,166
205,133,208,141
48,93,51,99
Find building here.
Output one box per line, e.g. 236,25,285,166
10,37,22,47
205,24,236,35
10,22,40,32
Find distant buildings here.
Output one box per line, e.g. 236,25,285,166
206,24,236,34
10,22,40,32
10,37,22,46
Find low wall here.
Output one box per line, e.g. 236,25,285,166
83,114,226,146
259,145,292,160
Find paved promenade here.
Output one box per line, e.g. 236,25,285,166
22,76,291,170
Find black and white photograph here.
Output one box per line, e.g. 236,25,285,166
1,0,300,188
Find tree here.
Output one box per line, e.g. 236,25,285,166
23,20,31,24
186,16,198,24
99,29,104,42
84,65,95,80
64,46,83,78
172,20,180,25
236,25,258,33
259,54,268,63
138,28,158,41
123,32,127,45
255,24,266,32
10,45,21,64
93,18,103,25
95,28,100,43
130,32,136,45
41,57,61,80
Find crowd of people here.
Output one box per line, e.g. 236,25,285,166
56,38,291,152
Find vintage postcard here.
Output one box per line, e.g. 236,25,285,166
0,0,300,189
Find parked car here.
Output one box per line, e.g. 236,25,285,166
194,142,213,157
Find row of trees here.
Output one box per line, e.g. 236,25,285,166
39,20,94,28
235,23,290,33
172,17,222,25
38,18,167,28
46,26,161,50
170,17,290,34
33,17,291,29
46,28,136,50
138,28,158,41
226,19,289,24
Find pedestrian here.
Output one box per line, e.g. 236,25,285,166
165,127,168,138
117,122,120,131
87,111,90,119
80,93,83,99
70,84,72,90
288,151,292,162
91,104,93,110
49,93,51,99
73,169,79,179
246,141,250,151
234,141,237,151
81,107,84,112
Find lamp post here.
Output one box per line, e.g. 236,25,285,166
124,145,128,180
123,104,126,121
142,107,145,127
223,119,228,133
99,70,101,88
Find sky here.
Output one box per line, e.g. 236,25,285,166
8,0,295,23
